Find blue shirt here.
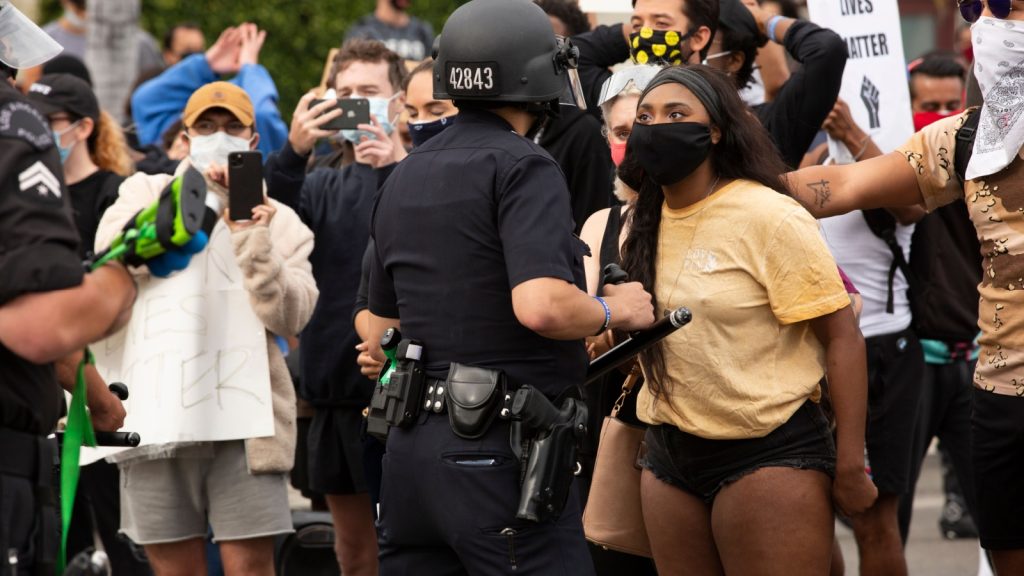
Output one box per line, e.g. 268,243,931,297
130,54,288,159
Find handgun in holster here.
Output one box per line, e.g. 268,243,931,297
366,328,425,442
509,385,588,523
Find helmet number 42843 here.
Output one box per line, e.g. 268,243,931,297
446,62,499,96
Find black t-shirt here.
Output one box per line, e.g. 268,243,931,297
70,170,124,259
0,83,84,434
285,163,381,407
369,109,589,397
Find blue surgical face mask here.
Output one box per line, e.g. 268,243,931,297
409,115,457,148
53,120,80,164
340,94,399,144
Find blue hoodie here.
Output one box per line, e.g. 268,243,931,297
130,54,287,159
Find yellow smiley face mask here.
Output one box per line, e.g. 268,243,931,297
629,27,689,66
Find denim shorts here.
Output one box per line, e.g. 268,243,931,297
643,400,836,504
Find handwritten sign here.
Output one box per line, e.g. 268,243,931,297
806,0,914,160
94,222,274,446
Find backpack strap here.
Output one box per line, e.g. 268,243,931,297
954,108,981,186
861,209,913,314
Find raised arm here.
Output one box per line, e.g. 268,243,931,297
573,23,631,115
783,151,924,218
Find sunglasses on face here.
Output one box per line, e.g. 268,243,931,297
959,0,1012,23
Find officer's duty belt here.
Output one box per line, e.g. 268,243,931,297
420,376,515,420
0,427,55,484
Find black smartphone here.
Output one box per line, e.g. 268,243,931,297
309,98,370,131
228,150,264,221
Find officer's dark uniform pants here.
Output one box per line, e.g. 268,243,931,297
377,414,595,576
0,474,41,576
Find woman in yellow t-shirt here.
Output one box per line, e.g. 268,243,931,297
620,65,877,575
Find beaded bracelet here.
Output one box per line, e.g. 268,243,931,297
593,296,611,336
767,15,785,43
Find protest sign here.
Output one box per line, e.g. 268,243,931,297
94,222,274,447
806,0,914,161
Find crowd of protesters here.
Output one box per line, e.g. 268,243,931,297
0,0,1016,574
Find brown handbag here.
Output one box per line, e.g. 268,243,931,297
582,369,652,558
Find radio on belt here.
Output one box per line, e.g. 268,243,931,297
445,61,501,97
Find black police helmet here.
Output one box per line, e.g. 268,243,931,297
433,0,578,104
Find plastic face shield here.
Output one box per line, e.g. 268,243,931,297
598,65,661,108
555,36,587,110
0,2,63,69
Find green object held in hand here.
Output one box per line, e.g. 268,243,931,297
91,167,211,270
58,349,97,574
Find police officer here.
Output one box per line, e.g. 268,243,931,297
366,0,654,573
0,4,137,574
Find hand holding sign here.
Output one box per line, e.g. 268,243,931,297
860,76,881,130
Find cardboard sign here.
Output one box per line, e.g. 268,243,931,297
806,0,914,160
93,222,274,448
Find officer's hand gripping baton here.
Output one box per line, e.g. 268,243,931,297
585,264,693,384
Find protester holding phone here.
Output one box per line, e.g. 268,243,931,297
95,81,318,576
263,39,408,576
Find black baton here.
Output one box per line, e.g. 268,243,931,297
57,382,143,447
585,264,692,384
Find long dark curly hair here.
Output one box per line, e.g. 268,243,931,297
620,64,789,401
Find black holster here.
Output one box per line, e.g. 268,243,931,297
0,428,58,576
366,339,426,442
509,386,588,523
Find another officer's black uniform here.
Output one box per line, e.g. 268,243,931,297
0,80,83,575
367,2,595,573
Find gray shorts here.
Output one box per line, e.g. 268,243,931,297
118,440,293,545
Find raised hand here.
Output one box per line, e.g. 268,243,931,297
237,23,267,68
353,117,399,169
289,91,343,156
860,76,881,130
205,26,243,75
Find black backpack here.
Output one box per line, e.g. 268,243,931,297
861,109,982,341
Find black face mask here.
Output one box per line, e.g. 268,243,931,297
409,115,456,148
627,122,712,186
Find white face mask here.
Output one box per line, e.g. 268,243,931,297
188,131,252,173
966,17,1024,180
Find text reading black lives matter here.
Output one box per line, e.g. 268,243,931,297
839,0,889,59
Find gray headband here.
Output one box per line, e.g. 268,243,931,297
640,66,724,126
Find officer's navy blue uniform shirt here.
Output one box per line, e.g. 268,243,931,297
0,82,83,434
369,108,589,397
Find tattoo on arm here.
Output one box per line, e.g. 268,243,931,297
808,179,832,209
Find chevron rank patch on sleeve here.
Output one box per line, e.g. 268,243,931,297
18,161,62,204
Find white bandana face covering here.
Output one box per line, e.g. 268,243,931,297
967,17,1024,180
